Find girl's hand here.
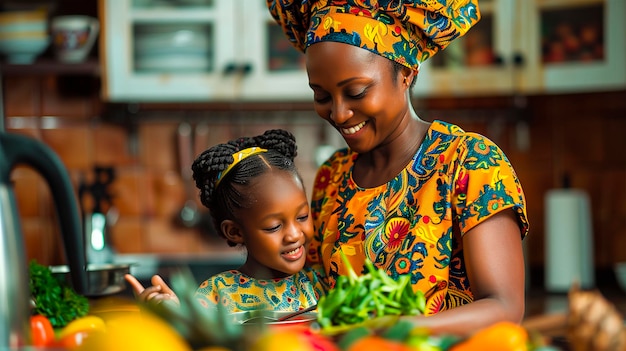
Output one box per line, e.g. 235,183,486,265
124,274,180,306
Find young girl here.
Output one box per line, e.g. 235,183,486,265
125,129,325,313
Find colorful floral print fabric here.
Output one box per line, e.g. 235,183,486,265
194,266,326,313
308,120,529,315
267,0,481,68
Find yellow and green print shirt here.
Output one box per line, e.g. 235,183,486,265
194,266,326,313
308,120,529,315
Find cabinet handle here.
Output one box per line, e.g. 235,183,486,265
241,63,252,75
493,54,505,66
223,63,253,75
223,63,238,75
512,53,524,67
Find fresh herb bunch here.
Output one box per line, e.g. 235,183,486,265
317,251,426,329
29,260,89,328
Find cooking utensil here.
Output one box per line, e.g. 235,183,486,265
277,304,317,321
232,309,317,326
50,263,132,297
176,122,201,228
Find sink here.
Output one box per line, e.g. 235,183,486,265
112,250,246,296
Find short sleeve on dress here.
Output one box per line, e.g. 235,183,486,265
452,132,529,238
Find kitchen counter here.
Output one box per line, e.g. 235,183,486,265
111,247,247,297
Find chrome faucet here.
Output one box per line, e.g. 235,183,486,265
0,131,88,348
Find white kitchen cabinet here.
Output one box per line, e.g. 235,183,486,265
525,0,626,93
414,0,625,97
99,0,311,102
414,0,526,97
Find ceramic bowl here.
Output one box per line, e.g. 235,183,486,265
615,262,626,293
0,32,49,63
0,9,47,32
50,263,132,297
50,15,99,63
134,23,211,71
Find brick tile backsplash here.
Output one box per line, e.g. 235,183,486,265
6,81,623,269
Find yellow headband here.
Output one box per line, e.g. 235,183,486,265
215,147,268,187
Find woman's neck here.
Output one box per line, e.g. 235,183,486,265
354,116,429,188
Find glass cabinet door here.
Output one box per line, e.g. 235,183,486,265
238,0,311,101
414,0,525,97
102,0,311,102
102,0,238,101
526,0,625,93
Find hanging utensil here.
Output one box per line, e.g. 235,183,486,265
176,122,201,228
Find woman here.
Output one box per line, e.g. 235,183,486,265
268,0,529,336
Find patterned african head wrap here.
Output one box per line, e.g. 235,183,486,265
267,0,480,70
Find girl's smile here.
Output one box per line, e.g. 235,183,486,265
227,169,314,279
282,245,305,261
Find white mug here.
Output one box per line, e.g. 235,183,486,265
51,15,99,63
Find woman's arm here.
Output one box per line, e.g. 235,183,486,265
403,209,526,337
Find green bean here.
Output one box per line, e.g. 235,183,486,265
317,249,426,328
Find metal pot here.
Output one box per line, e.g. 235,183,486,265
50,263,131,297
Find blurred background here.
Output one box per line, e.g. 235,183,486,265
1,0,624,315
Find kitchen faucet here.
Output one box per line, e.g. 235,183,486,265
0,131,88,348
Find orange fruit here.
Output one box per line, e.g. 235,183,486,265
450,321,528,351
347,335,412,351
249,328,314,351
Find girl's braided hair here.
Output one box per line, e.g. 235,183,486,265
191,129,300,246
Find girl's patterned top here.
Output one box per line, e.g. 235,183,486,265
194,266,326,313
308,120,528,315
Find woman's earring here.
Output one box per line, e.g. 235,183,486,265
403,76,409,86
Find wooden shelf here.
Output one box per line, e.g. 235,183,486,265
0,58,100,76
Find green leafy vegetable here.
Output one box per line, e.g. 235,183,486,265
317,250,426,329
29,260,89,328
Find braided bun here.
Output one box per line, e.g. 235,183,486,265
191,129,300,245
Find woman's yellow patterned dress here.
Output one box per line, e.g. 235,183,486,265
308,120,529,315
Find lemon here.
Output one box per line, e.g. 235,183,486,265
58,315,106,339
76,311,191,351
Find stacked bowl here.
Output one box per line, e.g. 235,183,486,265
0,9,49,64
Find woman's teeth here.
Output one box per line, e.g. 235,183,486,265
341,121,366,135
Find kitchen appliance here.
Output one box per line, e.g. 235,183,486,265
0,131,88,348
544,187,594,292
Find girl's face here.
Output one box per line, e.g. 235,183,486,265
306,41,414,154
230,169,313,279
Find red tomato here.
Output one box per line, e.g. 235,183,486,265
30,314,55,347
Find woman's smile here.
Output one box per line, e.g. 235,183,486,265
340,120,367,136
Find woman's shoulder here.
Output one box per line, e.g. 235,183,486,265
429,120,503,151
431,120,484,140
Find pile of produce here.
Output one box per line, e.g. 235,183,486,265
316,252,425,330
27,260,626,350
29,260,89,328
28,260,106,348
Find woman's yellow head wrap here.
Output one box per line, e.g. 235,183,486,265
267,0,480,71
